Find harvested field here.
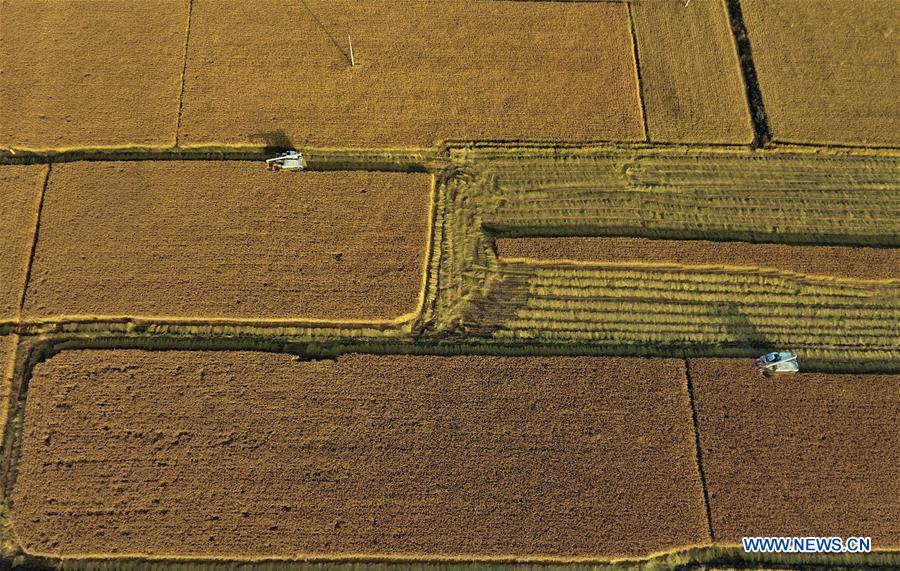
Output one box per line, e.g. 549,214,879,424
0,166,46,322
495,237,900,281
180,0,644,147
484,262,899,356
0,0,187,149
424,150,900,360
13,351,708,559
23,163,431,322
742,0,900,145
689,358,900,544
631,0,752,143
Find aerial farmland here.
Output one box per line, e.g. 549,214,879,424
0,1,897,570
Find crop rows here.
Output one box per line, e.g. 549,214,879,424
484,187,899,245
415,149,900,368
469,151,900,190
464,152,900,245
478,263,898,359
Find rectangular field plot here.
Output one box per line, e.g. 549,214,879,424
13,351,708,559
689,359,900,545
495,237,900,281
0,166,46,321
632,0,752,143
180,0,644,147
742,0,900,145
0,0,187,149
23,163,431,322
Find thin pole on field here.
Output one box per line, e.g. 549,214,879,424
348,34,356,67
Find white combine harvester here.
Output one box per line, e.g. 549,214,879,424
755,351,799,376
266,151,306,171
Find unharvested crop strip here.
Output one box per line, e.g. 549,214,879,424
16,164,51,325
724,0,771,147
174,0,195,146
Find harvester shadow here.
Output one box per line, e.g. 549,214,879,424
251,129,295,154
714,303,776,352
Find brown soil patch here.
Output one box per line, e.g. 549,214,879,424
0,0,187,149
632,0,752,144
23,163,431,321
0,166,45,321
689,358,900,544
495,237,900,281
742,0,900,146
180,0,644,147
13,351,707,559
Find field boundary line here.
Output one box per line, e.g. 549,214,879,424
724,0,771,148
8,541,900,568
18,313,416,329
15,164,51,327
625,4,649,142
683,358,715,543
412,174,443,332
174,0,194,147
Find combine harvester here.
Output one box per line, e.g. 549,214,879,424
266,151,306,171
756,351,799,376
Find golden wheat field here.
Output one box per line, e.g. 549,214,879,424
0,0,187,149
631,0,752,143
179,0,644,146
742,0,900,145
22,163,431,323
1,0,899,569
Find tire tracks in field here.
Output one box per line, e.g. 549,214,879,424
175,0,195,147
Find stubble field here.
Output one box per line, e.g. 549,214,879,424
179,0,644,147
22,163,431,322
689,358,900,546
0,0,187,149
13,350,708,559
